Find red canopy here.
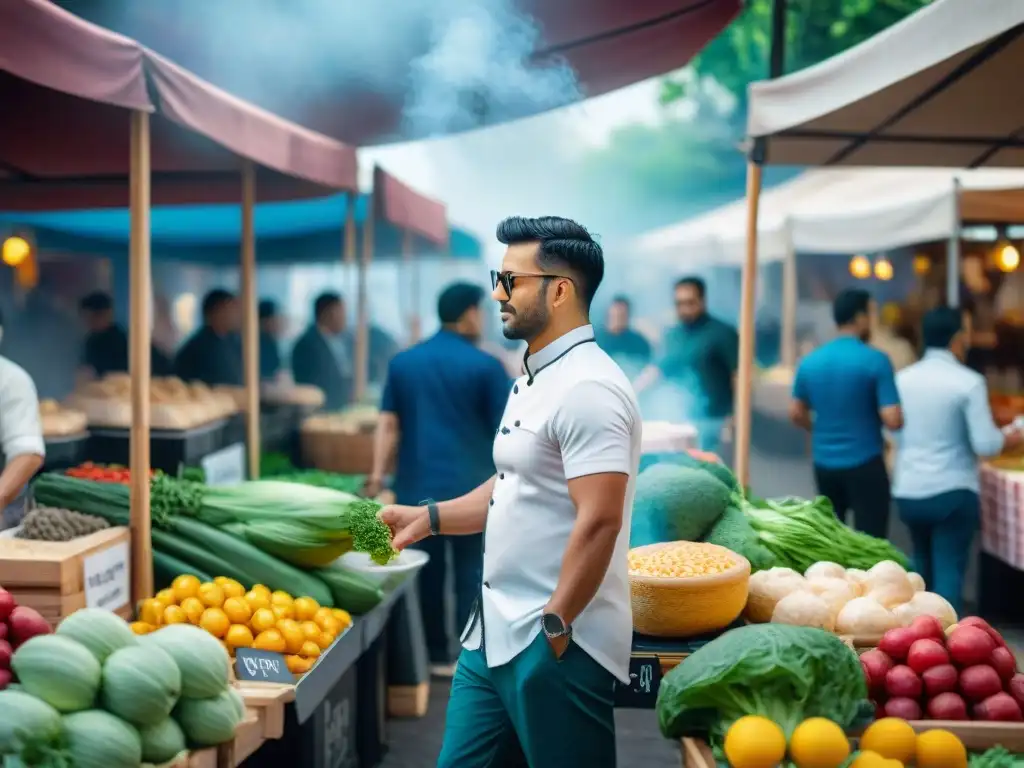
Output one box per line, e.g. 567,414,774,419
374,166,448,248
56,0,741,146
0,0,359,210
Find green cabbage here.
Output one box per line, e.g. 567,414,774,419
656,623,873,749
629,464,731,546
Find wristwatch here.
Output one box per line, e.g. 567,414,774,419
542,612,571,641
421,499,441,537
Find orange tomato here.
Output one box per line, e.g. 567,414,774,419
171,574,201,603
130,621,154,635
225,624,255,650
139,598,165,626
223,597,253,625
214,577,246,599
277,620,305,654
163,605,188,625
271,603,294,621
180,596,206,625
199,608,230,638
197,582,226,609
253,629,287,653
299,640,322,659
293,597,320,622
250,607,277,634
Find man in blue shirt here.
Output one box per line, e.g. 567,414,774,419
790,288,903,539
595,295,652,379
365,282,511,672
893,308,1022,613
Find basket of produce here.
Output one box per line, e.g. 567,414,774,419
300,407,380,475
628,541,750,638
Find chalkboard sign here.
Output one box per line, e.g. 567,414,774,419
614,654,662,709
235,648,294,683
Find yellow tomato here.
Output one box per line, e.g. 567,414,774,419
199,608,230,638
278,619,305,654
245,591,271,612
223,597,253,625
317,615,342,637
916,730,967,768
331,608,352,628
139,598,165,627
171,574,201,603
250,584,271,597
849,753,889,768
214,577,246,599
253,629,287,653
299,621,322,644
299,640,321,659
270,590,293,607
293,597,320,622
130,621,155,635
285,655,312,675
163,605,188,625
179,596,206,625
250,607,278,634
723,716,786,768
225,624,255,650
859,719,917,763
789,718,851,768
315,630,335,651
197,582,226,609
271,603,294,621
155,588,177,607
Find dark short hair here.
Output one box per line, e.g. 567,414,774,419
314,292,342,321
258,299,278,320
202,289,235,318
675,276,706,298
922,307,963,349
610,295,631,310
832,288,871,326
495,216,604,308
438,282,484,324
80,291,113,313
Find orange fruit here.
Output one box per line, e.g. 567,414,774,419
271,590,293,605
130,621,154,635
139,598,165,626
271,603,294,621
223,597,253,625
318,615,342,637
250,584,271,597
199,608,230,638
214,577,246,599
331,608,352,628
225,624,255,650
916,730,967,768
179,596,206,625
155,588,177,607
277,620,305,654
253,629,287,653
197,582,226,609
293,597,320,622
312,607,335,629
163,605,188,625
285,654,311,674
250,607,278,634
315,630,335,651
299,621,322,644
244,591,271,612
171,574,201,603
299,640,321,659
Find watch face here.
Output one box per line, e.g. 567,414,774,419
542,613,566,636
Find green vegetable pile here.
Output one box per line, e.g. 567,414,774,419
970,746,1024,768
271,470,367,496
656,623,873,752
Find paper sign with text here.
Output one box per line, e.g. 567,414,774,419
202,443,246,486
84,540,130,611
235,648,293,683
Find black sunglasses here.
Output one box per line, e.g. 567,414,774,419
490,270,574,295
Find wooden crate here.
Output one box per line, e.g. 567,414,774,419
0,527,131,624
681,738,716,768
300,429,375,474
388,682,430,718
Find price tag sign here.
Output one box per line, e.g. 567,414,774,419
235,648,293,683
614,654,662,709
83,541,130,611
202,443,246,486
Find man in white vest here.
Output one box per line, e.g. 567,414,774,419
381,215,641,767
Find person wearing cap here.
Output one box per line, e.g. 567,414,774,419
78,291,173,380
365,282,511,674
258,299,284,382
174,289,243,386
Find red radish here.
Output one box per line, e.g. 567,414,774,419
975,692,1024,721
948,626,997,667
959,617,1006,648
886,665,923,699
879,627,920,662
927,692,969,720
0,590,14,622
960,665,1003,702
884,697,923,720
990,646,1017,681
0,640,9,671
907,638,949,674
860,649,894,692
1008,673,1024,709
7,606,50,646
873,701,886,720
0,623,6,641
922,663,959,696
910,615,945,642
0,669,10,690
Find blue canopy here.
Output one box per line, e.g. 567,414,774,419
0,193,482,266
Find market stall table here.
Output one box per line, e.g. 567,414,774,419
979,462,1024,622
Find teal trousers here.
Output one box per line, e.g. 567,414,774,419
437,633,617,768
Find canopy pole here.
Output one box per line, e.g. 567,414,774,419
240,160,259,479
947,179,961,308
734,161,763,487
343,192,357,282
780,228,797,368
402,229,419,344
128,109,153,604
354,199,373,403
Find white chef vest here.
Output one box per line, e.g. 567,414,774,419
461,324,641,684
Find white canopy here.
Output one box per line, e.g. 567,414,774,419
746,0,1024,168
634,167,1024,265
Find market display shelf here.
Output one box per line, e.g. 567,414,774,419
87,419,228,473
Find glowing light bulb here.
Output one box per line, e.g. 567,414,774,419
2,236,29,267
996,243,1020,273
913,255,931,275
874,258,894,281
849,255,871,279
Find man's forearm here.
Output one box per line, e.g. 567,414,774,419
438,476,496,536
0,453,43,509
545,512,620,627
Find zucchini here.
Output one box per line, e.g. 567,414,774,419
153,549,213,590
170,517,334,606
314,564,384,614
150,528,257,587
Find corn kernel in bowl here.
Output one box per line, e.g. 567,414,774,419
628,542,736,578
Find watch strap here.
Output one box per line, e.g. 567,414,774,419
421,499,441,537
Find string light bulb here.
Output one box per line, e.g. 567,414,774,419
2,236,30,267
995,241,1020,273
874,257,894,281
849,255,871,279
913,254,931,275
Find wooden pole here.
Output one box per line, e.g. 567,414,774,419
354,201,372,402
344,194,357,299
780,236,797,368
240,161,259,479
128,109,153,604
734,162,763,487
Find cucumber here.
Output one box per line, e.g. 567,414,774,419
314,564,384,614
153,549,213,591
150,528,257,587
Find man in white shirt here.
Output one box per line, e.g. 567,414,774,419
381,216,641,767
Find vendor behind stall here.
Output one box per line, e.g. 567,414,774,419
291,292,352,410
174,289,243,386
78,292,174,380
0,309,45,528
258,299,284,382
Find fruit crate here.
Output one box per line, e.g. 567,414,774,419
0,526,131,624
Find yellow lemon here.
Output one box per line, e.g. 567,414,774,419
180,596,206,625
214,577,246,599
244,591,271,612
197,582,226,609
253,629,287,653
859,718,917,763
789,718,851,768
223,597,253,625
163,605,188,625
155,588,177,607
299,640,321,659
139,598,165,627
916,729,967,768
293,597,320,622
723,716,786,768
331,608,352,628
130,621,155,635
271,603,294,621
171,574,201,603
250,607,278,634
278,619,305,654
225,624,255,650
